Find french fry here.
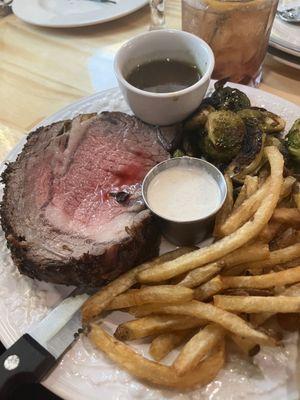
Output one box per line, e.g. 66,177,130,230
250,283,300,326
223,177,293,237
231,243,300,275
272,208,300,228
293,181,300,210
173,324,225,376
106,286,194,310
245,176,259,199
131,300,275,345
221,243,270,275
230,334,260,357
275,258,300,270
258,166,269,186
233,181,248,210
114,315,204,341
233,175,258,211
219,178,270,237
137,147,283,284
149,330,195,361
278,197,294,209
221,242,270,266
214,295,300,313
178,264,221,288
89,324,225,389
221,264,300,289
213,174,233,238
180,242,269,286
81,247,195,324
258,221,283,243
222,288,274,296
280,176,296,200
272,228,300,249
194,276,224,301
128,303,166,318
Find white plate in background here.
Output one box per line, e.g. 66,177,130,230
270,0,300,57
12,0,148,28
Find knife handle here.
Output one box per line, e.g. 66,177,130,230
0,334,56,399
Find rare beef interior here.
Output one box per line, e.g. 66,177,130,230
0,112,171,288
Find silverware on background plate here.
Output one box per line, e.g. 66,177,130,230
277,6,300,23
87,0,117,4
0,0,12,18
0,293,88,398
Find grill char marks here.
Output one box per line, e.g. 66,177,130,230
1,112,171,288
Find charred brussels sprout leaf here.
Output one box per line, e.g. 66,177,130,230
208,80,251,111
206,110,245,156
238,109,286,134
184,103,215,132
237,109,265,127
226,120,265,182
286,119,300,163
261,110,285,133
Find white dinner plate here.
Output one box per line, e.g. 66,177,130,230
1,84,300,400
270,0,300,57
12,0,148,28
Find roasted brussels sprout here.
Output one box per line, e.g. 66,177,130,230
238,108,285,134
226,120,265,182
200,135,238,163
286,119,300,163
172,149,185,158
206,110,245,155
181,128,203,157
184,103,215,132
208,80,251,111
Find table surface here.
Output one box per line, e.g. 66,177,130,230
0,3,300,162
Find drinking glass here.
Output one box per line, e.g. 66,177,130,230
149,0,165,29
182,0,279,86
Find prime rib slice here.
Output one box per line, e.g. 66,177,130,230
0,112,171,288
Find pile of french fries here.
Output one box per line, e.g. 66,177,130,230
82,146,300,389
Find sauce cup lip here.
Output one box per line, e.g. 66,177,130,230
114,29,215,99
142,156,227,224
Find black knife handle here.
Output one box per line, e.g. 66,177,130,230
0,334,56,399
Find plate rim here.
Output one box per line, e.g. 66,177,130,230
270,15,300,57
12,0,148,28
269,38,300,58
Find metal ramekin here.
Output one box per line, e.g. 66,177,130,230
142,157,227,246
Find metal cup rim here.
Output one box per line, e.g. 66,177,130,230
142,156,228,224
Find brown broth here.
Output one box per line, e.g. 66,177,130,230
126,58,201,93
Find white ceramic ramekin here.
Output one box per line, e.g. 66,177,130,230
114,29,215,126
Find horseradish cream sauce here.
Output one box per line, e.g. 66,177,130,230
146,165,221,222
